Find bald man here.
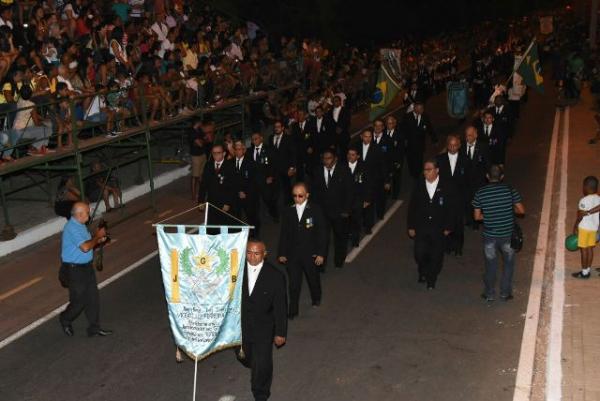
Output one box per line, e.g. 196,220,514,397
240,239,287,401
59,202,112,337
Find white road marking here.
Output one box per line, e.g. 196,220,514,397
546,106,569,401
345,200,403,263
512,108,561,401
0,251,158,350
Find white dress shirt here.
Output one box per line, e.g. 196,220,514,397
448,152,458,175
299,120,306,131
236,156,244,170
332,106,341,123
483,124,492,137
466,141,476,159
295,200,307,220
387,129,395,138
324,164,336,186
362,143,370,160
425,176,439,199
348,160,357,174
374,133,383,144
247,261,264,295
414,112,421,126
254,145,262,161
274,134,282,148
316,117,323,132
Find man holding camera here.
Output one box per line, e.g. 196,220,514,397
59,202,113,337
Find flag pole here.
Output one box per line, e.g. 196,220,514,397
503,38,537,88
192,357,198,401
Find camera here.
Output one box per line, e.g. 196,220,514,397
98,219,111,243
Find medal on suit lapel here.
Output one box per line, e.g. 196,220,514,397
244,170,248,179
305,217,314,228
439,196,444,205
218,173,224,184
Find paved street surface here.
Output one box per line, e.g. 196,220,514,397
0,85,556,401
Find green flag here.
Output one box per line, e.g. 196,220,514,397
370,66,401,120
517,43,544,93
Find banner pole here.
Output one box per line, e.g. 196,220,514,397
192,357,198,401
204,202,209,225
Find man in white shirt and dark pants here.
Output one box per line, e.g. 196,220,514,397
240,239,288,401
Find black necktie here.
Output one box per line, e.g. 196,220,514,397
254,148,259,161
327,169,332,188
469,145,473,159
236,159,240,171
215,162,221,173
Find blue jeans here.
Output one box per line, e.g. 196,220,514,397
483,236,515,297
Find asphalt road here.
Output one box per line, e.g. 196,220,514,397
0,86,556,401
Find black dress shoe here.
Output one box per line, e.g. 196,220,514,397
312,301,321,307
418,276,426,283
62,324,74,337
352,240,360,247
427,285,435,290
500,294,514,301
287,313,297,320
364,228,373,235
88,328,113,337
480,293,495,302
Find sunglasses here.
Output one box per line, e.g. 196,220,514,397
292,194,306,198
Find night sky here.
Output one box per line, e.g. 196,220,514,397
212,0,562,46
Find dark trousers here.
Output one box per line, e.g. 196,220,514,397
234,197,261,237
446,212,464,254
391,161,404,199
374,184,387,220
59,263,100,334
407,151,423,179
349,205,363,245
287,255,321,316
362,203,375,231
259,183,278,220
277,172,294,207
414,232,445,287
243,340,274,401
325,215,349,267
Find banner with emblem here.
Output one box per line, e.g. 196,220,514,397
156,224,250,361
516,40,544,94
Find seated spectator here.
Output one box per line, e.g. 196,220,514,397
85,160,122,212
13,85,53,156
54,175,81,218
84,84,118,137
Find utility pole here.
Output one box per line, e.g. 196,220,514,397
591,0,599,49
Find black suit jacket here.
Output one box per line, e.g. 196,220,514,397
328,106,351,147
348,161,373,208
306,116,335,153
241,261,287,343
290,120,316,166
247,145,276,186
277,202,328,259
355,142,387,184
490,105,512,130
407,178,456,236
310,163,354,219
268,134,297,175
436,152,468,196
402,112,437,153
231,157,259,201
384,128,405,164
475,122,507,165
198,159,235,208
461,140,491,194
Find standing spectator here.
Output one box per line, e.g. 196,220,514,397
472,165,525,301
571,176,600,279
189,118,208,201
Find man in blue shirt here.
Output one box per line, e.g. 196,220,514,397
59,202,112,337
472,165,525,302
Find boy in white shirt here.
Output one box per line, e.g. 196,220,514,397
572,176,600,279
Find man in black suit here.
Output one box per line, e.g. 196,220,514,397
310,149,353,268
371,119,394,219
476,111,507,166
461,126,491,229
277,182,327,318
407,158,455,289
231,140,261,237
491,96,514,138
269,120,297,215
240,239,287,401
347,148,373,247
290,109,315,181
385,115,405,199
403,102,437,179
328,96,351,160
198,144,235,224
404,81,424,112
356,128,386,232
306,105,335,156
436,135,468,255
248,132,278,222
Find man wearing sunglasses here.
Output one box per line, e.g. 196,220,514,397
277,182,327,319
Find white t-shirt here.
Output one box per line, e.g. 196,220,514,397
579,194,600,231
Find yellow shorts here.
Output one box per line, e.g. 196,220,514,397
578,228,597,248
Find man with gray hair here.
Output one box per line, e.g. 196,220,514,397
59,202,112,337
472,165,525,302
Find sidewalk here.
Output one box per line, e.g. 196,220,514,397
562,88,600,401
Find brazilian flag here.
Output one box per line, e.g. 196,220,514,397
370,66,401,120
517,42,544,93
